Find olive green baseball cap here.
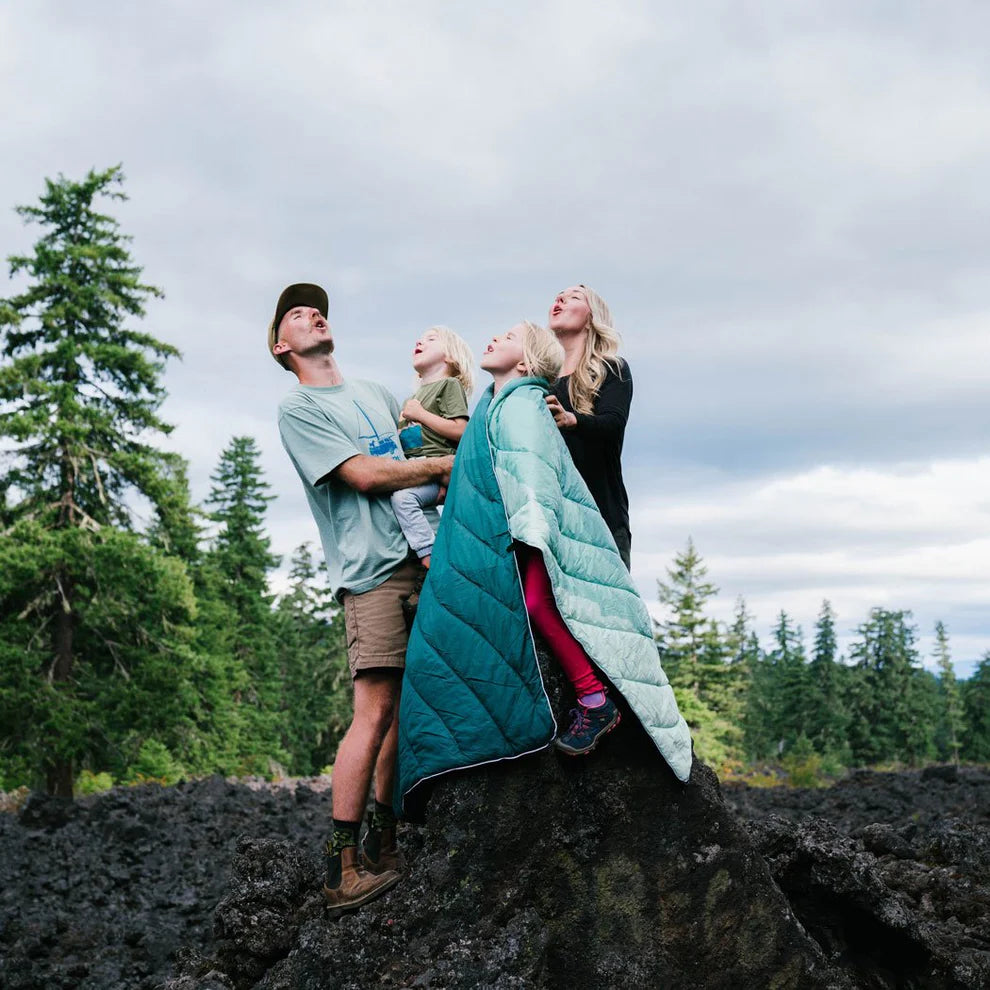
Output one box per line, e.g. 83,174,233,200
268,283,329,367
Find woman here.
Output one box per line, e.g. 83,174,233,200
545,285,633,568
395,321,691,821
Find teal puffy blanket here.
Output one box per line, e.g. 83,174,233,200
396,378,691,816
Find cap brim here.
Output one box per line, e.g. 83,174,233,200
273,283,328,332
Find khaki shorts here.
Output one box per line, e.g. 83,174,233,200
341,559,422,678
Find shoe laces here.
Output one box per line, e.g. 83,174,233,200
567,706,592,735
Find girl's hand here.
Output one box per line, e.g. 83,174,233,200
545,394,577,430
402,398,426,423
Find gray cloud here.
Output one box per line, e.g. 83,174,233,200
2,1,988,674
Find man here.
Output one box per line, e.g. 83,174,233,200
270,283,452,910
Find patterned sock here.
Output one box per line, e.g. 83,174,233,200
325,819,362,888
327,819,361,855
370,800,398,831
578,691,606,709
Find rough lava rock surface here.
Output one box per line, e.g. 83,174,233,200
0,775,336,990
168,659,850,990
1,668,988,988
171,734,845,990
724,766,990,989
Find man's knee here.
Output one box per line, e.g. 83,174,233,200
353,670,401,742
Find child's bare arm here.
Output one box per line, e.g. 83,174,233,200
401,398,467,445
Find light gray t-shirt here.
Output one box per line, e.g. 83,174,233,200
278,379,412,600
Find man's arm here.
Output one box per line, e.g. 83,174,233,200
325,453,454,494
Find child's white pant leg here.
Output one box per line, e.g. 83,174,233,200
390,482,442,558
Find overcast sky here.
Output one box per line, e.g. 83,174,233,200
2,1,988,675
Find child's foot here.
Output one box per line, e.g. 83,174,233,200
554,697,621,756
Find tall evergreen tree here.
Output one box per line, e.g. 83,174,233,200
807,600,850,763
846,608,935,766
656,537,718,695
724,599,776,763
147,454,203,566
705,597,755,761
203,436,284,766
932,621,963,765
656,539,739,766
961,653,990,762
727,598,761,674
0,166,184,794
767,610,809,753
0,167,174,530
272,544,351,774
725,598,759,736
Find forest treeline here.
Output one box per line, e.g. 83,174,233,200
656,540,990,776
1,168,988,796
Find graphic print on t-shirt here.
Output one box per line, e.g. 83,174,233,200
354,400,400,459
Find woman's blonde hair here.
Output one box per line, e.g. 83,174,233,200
520,321,565,384
563,284,623,415
419,325,475,396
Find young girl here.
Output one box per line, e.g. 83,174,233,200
390,326,474,569
395,321,691,819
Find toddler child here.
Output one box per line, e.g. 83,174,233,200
391,325,474,568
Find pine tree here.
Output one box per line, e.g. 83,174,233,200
0,167,175,530
273,544,351,774
147,454,203,565
727,598,761,675
724,599,773,763
932,621,963,765
203,436,285,768
961,653,990,762
206,437,279,597
767,611,809,753
846,608,935,766
710,597,756,762
656,538,718,695
656,539,740,766
807,600,850,764
0,166,185,794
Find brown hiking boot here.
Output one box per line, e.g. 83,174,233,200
323,845,400,910
362,826,405,875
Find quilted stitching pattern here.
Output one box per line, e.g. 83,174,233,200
396,388,555,814
396,379,691,816
488,382,691,783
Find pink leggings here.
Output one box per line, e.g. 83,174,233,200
517,546,604,698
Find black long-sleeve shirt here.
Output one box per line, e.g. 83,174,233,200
551,360,632,537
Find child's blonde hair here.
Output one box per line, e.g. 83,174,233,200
520,321,565,384
419,325,475,397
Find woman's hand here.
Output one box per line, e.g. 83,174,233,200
545,394,578,430
402,398,426,424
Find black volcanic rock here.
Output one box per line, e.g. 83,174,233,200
168,660,851,989
0,776,335,990
2,676,989,988
751,815,990,989
177,751,846,989
722,766,990,833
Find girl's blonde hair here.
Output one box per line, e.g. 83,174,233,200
419,325,475,396
564,284,623,415
520,321,565,384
